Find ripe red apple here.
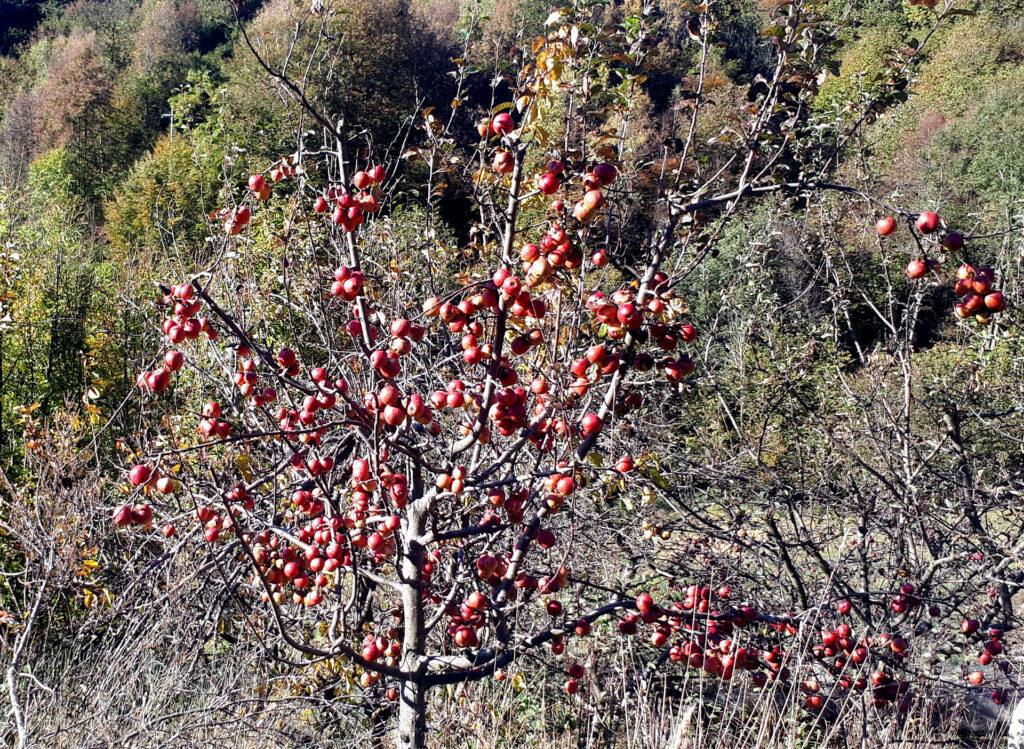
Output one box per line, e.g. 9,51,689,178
352,170,373,189
145,368,171,393
493,150,514,174
984,291,1006,312
592,162,618,185
664,357,696,382
635,592,655,615
466,591,488,610
537,172,559,194
942,231,964,251
582,189,605,211
905,258,927,280
112,504,133,526
155,476,177,494
491,112,514,136
962,293,984,315
164,350,184,371
580,412,602,436
915,211,940,234
248,174,266,192
453,626,479,648
128,464,153,487
875,216,898,237
572,202,593,223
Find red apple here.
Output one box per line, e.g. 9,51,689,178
942,231,964,250
962,293,984,315
905,258,927,280
580,412,602,436
493,150,514,174
491,112,514,136
915,211,940,234
635,592,655,614
592,162,618,185
537,172,559,194
875,216,898,237
352,170,373,189
164,350,184,371
984,291,1006,312
128,464,153,487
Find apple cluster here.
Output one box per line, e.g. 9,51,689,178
618,589,767,686
952,264,1006,324
138,284,217,394
960,617,1010,691
112,464,177,531
880,211,1010,324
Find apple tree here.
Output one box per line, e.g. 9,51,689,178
111,2,1016,747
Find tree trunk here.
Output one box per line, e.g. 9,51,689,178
397,501,428,749
396,676,427,749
